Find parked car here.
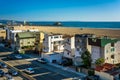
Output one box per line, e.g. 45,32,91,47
14,54,22,59
24,68,35,74
7,54,22,60
5,74,14,80
0,62,7,68
37,58,47,64
0,69,5,77
8,68,18,76
7,54,15,60
61,59,73,66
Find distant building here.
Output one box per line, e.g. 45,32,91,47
16,32,36,52
95,63,120,80
88,37,120,64
0,29,6,42
42,33,64,53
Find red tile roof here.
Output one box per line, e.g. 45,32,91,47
95,63,115,72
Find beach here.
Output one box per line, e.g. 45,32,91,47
13,26,120,38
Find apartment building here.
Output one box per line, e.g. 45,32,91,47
63,35,75,59
16,32,36,52
74,34,94,57
88,37,120,64
42,33,64,53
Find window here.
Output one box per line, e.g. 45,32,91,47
106,57,108,60
77,48,79,51
20,42,23,44
111,48,115,52
106,50,108,53
67,52,69,55
27,42,30,44
111,43,114,47
67,39,69,42
54,36,59,38
111,55,114,59
58,41,61,44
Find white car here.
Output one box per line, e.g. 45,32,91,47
15,55,22,59
24,68,35,74
37,58,47,64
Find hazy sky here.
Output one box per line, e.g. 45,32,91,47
0,0,120,21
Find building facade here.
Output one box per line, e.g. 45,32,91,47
74,34,93,57
63,35,75,59
16,32,36,52
43,33,64,53
88,37,120,64
0,29,6,42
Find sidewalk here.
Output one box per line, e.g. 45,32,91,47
24,53,87,79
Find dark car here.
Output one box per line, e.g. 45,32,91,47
8,68,18,76
61,59,73,66
7,54,23,60
7,54,15,60
0,62,7,68
0,70,5,77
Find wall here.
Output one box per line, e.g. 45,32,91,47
42,52,62,63
63,37,75,59
91,46,101,63
19,38,35,48
95,71,114,80
115,41,120,63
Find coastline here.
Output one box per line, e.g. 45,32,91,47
13,26,120,38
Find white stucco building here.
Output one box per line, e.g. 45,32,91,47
88,37,120,64
63,35,75,59
43,33,64,53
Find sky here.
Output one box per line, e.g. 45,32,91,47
0,0,120,21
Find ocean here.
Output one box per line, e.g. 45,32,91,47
0,20,120,29
29,22,120,29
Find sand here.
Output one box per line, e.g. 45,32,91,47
13,26,120,38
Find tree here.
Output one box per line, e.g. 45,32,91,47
95,58,105,66
81,50,91,68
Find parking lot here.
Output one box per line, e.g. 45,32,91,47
0,46,85,80
0,50,67,80
0,65,24,80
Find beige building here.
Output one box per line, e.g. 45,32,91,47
0,29,6,41
16,32,36,52
34,32,45,53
